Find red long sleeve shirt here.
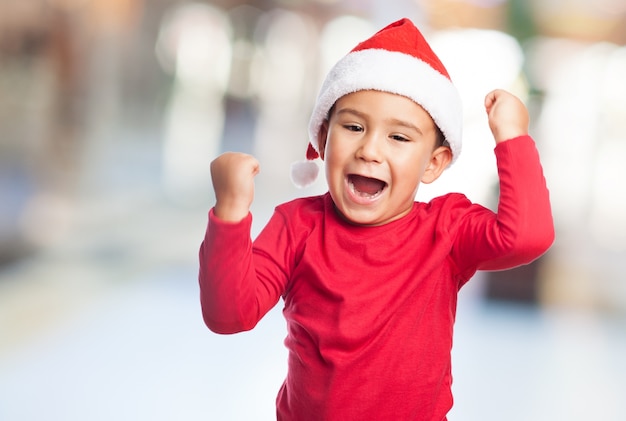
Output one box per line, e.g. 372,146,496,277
199,135,554,420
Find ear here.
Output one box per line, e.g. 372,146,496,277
421,146,452,184
317,120,329,160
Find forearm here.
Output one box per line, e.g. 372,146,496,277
198,210,264,334
453,135,554,272
480,135,554,269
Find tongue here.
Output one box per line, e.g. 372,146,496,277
350,175,385,195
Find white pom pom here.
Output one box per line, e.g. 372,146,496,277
290,160,319,188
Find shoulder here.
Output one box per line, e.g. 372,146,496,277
421,192,475,214
273,194,327,228
417,192,492,236
276,194,326,214
261,195,327,258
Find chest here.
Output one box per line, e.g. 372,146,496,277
283,225,459,349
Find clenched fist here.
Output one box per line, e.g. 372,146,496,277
210,152,260,222
484,89,529,144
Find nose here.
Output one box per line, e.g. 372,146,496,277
356,132,383,163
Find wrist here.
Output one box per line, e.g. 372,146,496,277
493,129,527,144
213,201,250,222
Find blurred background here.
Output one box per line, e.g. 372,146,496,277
1,0,625,419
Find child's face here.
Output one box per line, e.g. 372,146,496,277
318,90,451,226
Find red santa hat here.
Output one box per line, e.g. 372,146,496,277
291,18,462,188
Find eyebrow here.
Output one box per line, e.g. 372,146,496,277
335,107,424,135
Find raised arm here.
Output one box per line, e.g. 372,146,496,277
452,90,554,272
199,153,285,334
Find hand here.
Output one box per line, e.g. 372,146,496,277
484,89,529,144
210,152,260,222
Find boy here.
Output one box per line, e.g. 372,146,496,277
199,18,554,420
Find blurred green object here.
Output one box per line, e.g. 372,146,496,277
506,0,538,42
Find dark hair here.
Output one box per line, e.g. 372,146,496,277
435,125,449,149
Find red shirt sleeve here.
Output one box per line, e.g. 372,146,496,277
198,209,289,334
451,135,555,273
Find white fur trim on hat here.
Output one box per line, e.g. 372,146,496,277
307,48,463,164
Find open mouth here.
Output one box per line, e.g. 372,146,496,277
348,174,388,198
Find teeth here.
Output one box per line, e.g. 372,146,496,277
349,180,381,198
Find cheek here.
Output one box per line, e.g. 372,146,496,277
391,155,429,184
323,139,347,168
324,155,344,185
395,153,425,173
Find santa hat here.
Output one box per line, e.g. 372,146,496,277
291,18,462,188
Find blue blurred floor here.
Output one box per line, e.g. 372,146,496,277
0,196,288,421
1,196,625,421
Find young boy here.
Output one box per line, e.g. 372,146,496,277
199,18,554,420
